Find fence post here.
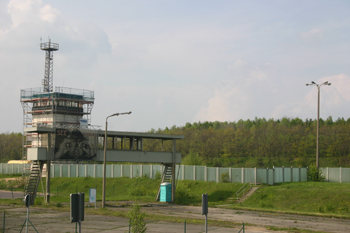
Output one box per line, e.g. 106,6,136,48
130,165,133,178
327,167,329,182
68,165,71,178
76,164,79,177
193,165,196,181
140,164,143,178
182,164,185,180
94,164,96,178
254,167,257,185
85,164,87,177
282,166,284,183
150,164,153,179
204,166,207,182
291,166,293,182
229,168,232,183
340,167,342,183
266,168,269,185
60,164,63,177
299,167,301,182
241,167,244,183
121,164,123,177
52,164,55,178
272,166,275,186
216,167,219,183
111,164,114,178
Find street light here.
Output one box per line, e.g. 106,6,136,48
102,111,132,208
305,81,331,170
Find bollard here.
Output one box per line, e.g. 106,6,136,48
3,211,5,233
184,220,186,233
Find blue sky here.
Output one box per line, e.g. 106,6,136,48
1,0,349,133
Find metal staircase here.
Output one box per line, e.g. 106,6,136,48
155,164,173,201
24,161,43,204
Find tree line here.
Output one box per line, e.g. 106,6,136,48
1,117,350,168
0,132,23,163
143,117,350,168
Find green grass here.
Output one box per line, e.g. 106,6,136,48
234,182,350,217
1,175,350,219
32,177,244,205
0,173,22,178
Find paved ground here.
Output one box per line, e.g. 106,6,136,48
0,190,23,199
1,202,350,233
0,205,280,233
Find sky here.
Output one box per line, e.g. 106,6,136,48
1,0,350,133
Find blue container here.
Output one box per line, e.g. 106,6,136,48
160,182,172,202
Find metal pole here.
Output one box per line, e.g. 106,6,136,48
205,214,207,233
26,206,29,233
306,81,331,171
184,220,186,233
102,119,108,208
316,86,320,170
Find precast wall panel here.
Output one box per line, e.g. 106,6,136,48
86,164,94,177
152,165,161,178
244,168,255,183
231,168,242,183
62,165,68,177
70,165,76,177
143,165,151,178
293,168,300,182
123,165,130,178
301,168,308,181
219,168,229,182
284,167,292,182
342,168,350,183
195,166,205,181
256,168,266,184
96,164,103,177
113,164,121,178
274,167,283,183
268,169,274,185
54,165,60,177
184,165,193,180
78,165,85,177
207,167,216,182
132,165,140,178
328,168,340,182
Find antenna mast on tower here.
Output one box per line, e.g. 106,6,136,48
40,39,59,92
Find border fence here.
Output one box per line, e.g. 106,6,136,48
0,163,349,184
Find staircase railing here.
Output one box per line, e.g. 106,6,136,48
236,181,251,202
155,164,172,201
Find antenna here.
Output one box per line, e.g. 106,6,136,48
40,39,59,92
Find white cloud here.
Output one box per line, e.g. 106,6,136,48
300,28,323,40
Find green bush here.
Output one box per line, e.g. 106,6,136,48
308,164,325,181
128,203,147,233
220,172,230,183
154,171,162,180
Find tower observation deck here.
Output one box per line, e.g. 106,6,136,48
40,39,59,93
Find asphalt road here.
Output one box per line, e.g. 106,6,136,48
0,190,23,199
1,198,349,232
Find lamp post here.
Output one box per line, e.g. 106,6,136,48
102,111,132,208
305,81,331,170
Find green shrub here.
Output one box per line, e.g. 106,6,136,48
308,164,325,181
154,171,162,180
128,203,147,233
220,172,230,183
129,185,146,196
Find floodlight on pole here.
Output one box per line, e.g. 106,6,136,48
102,111,132,208
305,81,331,170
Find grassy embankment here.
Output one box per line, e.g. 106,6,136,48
1,175,350,218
